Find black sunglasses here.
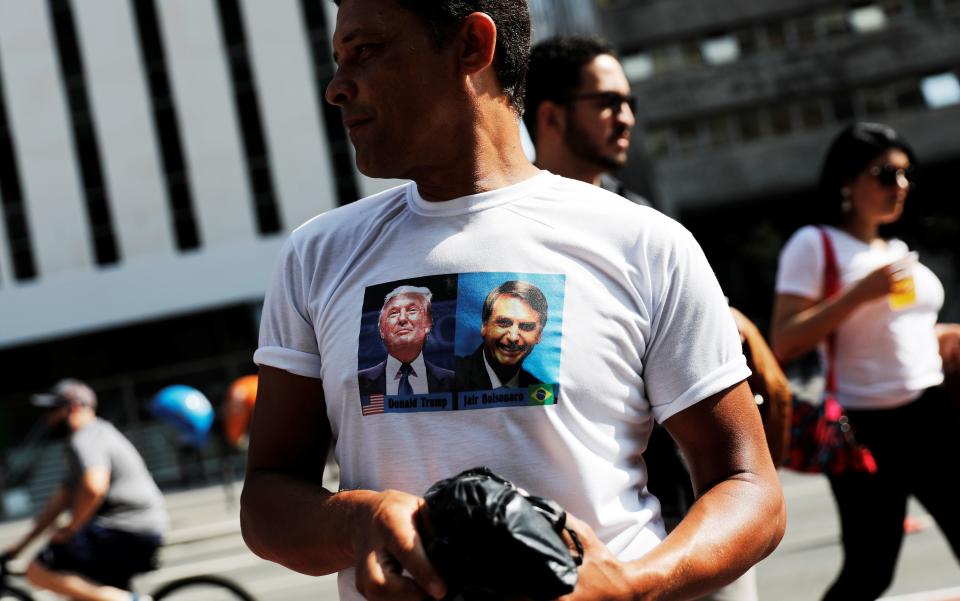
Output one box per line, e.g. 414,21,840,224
566,92,637,113
867,164,915,188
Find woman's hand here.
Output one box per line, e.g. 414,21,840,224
848,262,905,304
936,323,960,374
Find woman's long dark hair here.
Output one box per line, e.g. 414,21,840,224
816,122,917,226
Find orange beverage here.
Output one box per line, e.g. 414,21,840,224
889,252,918,311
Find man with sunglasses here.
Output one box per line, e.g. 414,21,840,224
523,36,650,206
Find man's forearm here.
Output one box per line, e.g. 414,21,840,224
626,473,785,600
241,470,378,576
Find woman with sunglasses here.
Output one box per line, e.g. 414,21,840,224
771,122,960,601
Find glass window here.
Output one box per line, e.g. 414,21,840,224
707,115,733,146
849,6,887,32
832,92,855,120
794,15,817,44
652,46,674,74
893,80,926,110
701,35,740,65
921,72,960,108
736,111,763,141
880,0,907,18
913,0,935,17
817,7,849,37
621,52,655,81
674,120,701,154
737,27,759,56
645,127,672,158
680,41,703,67
769,106,793,135
862,86,889,117
799,100,825,129
763,21,787,49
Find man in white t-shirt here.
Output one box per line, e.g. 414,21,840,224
239,1,785,600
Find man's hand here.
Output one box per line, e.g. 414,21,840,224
557,514,641,601
353,489,446,601
49,525,77,545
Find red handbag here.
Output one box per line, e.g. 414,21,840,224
783,227,878,475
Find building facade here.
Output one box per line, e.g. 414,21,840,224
595,0,960,323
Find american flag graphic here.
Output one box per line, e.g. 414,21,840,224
362,394,385,416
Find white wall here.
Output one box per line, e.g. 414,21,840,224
0,0,362,349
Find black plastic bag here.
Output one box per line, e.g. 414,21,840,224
420,467,581,601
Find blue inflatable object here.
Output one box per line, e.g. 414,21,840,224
150,385,214,449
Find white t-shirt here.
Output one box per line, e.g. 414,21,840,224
255,172,749,600
775,225,944,409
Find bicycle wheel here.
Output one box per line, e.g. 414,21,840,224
0,585,35,601
151,574,256,601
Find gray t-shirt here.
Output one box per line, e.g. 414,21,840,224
65,418,168,536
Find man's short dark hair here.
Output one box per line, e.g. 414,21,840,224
482,281,548,328
333,0,531,114
523,36,617,140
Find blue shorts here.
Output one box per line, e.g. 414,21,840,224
38,523,162,589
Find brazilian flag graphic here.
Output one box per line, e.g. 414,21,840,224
528,384,556,406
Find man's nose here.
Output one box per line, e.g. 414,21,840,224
618,101,636,129
325,67,355,107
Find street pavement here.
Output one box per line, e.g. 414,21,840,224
1,466,956,600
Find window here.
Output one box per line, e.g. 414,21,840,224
793,15,817,45
892,80,925,110
913,0,935,17
799,100,825,129
849,5,887,33
736,28,759,56
736,111,763,141
832,92,855,121
921,73,960,108
817,7,849,37
707,115,733,146
861,86,889,117
645,127,671,158
880,0,907,18
769,106,793,135
621,52,654,81
652,46,674,74
674,121,701,155
679,41,703,68
701,35,740,66
763,22,787,49
944,0,960,17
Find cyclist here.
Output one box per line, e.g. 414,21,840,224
2,379,168,601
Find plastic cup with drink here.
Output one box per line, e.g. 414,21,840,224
888,251,918,311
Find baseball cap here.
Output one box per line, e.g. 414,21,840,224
31,378,97,409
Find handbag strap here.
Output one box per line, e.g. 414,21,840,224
817,226,840,395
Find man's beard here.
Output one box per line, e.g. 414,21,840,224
563,117,628,171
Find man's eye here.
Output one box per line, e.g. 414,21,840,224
519,323,537,332
495,319,512,328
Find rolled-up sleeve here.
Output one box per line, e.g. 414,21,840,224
254,238,323,379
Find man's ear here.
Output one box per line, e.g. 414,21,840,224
537,101,566,138
458,12,497,75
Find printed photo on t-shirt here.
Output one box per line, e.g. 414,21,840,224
453,273,564,411
356,272,564,416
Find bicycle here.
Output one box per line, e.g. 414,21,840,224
1,553,256,600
